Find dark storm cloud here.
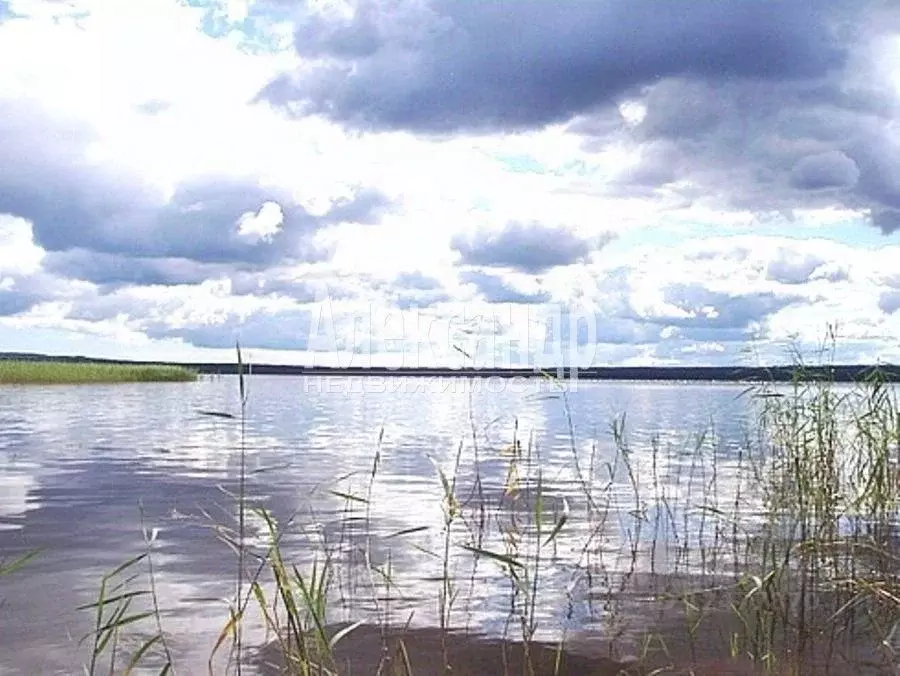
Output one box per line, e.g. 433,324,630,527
256,0,900,231
451,222,611,273
872,210,900,233
1,170,377,264
459,270,550,304
0,100,392,271
626,78,900,230
790,151,861,190
848,125,900,232
44,248,372,304
42,250,229,288
258,0,851,134
571,0,900,232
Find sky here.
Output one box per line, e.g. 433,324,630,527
1,0,900,368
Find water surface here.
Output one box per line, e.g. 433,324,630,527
0,376,764,674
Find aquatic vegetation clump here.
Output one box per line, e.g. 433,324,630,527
0,360,198,384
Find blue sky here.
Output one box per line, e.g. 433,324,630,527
1,0,900,367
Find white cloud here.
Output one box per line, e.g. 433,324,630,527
236,201,284,241
0,216,43,275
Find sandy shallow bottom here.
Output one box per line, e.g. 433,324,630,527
252,620,898,676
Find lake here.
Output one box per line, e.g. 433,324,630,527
0,375,878,674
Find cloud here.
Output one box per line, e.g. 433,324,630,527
766,250,833,285
0,103,388,264
236,200,285,241
135,99,171,115
58,278,318,351
42,250,228,288
451,222,611,273
390,271,450,309
547,310,662,348
0,280,46,316
0,269,91,318
255,0,900,235
144,308,315,351
567,1,900,232
10,229,900,365
0,217,70,316
459,270,550,305
259,0,849,134
655,283,802,334
394,271,441,291
790,150,861,190
879,291,900,315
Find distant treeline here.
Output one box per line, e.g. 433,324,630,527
3,352,900,383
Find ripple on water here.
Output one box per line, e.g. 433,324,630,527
0,377,820,674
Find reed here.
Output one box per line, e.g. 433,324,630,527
0,360,197,384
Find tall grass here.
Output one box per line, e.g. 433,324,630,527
45,348,900,675
0,360,197,384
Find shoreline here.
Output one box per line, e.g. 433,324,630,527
2,352,898,382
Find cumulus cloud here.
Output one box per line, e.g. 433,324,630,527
259,0,849,133
766,250,831,285
595,70,900,226
459,270,550,305
451,222,612,273
5,228,900,365
571,4,899,232
254,0,900,235
57,278,317,351
0,100,390,266
655,283,802,334
390,271,450,309
144,308,315,351
790,151,861,191
0,217,82,316
41,251,226,289
0,276,50,316
236,201,285,241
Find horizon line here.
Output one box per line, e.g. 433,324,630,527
2,352,899,382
